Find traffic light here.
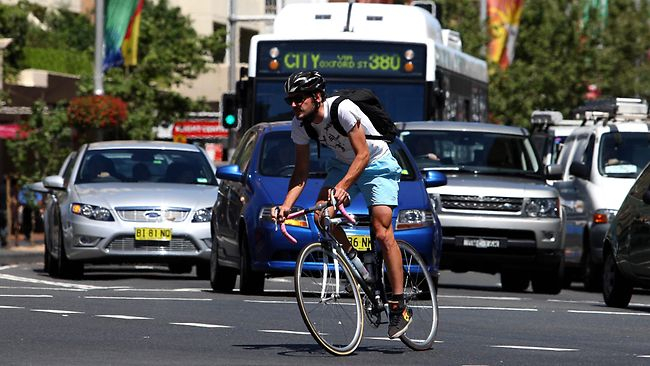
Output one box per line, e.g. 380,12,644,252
221,93,238,129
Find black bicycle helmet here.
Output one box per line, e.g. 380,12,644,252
284,70,326,94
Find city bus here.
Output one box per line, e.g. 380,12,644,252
235,2,488,131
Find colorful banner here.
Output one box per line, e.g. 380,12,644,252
487,0,525,70
103,0,139,71
122,0,144,66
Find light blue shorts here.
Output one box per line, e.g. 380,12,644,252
323,152,401,207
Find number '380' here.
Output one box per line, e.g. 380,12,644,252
368,54,401,71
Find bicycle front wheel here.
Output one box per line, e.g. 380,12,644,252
294,242,364,356
382,240,439,351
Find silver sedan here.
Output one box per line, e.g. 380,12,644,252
40,141,218,279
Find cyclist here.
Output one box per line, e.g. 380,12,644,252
273,70,411,338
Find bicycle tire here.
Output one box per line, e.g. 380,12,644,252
294,242,364,356
381,240,438,351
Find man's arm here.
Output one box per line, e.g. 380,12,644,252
333,120,369,203
278,143,310,216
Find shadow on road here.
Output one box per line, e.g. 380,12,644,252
233,342,406,357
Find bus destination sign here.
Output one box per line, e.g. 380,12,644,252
258,41,425,78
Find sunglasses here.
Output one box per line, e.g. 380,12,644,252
284,94,310,106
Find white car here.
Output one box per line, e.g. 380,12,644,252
40,141,218,278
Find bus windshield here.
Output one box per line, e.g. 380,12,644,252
254,79,426,123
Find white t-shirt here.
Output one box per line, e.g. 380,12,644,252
290,96,390,165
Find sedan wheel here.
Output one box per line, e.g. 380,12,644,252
209,243,236,292
602,251,633,308
239,232,264,295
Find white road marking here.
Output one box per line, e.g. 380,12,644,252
31,309,84,315
84,296,211,301
95,315,153,320
267,278,291,283
439,295,525,301
0,305,24,309
112,288,204,293
366,336,444,343
547,299,602,305
568,309,650,316
0,294,53,298
258,329,311,336
491,345,578,352
170,322,233,329
0,286,86,292
637,355,650,358
441,306,537,312
0,273,104,290
245,299,297,304
0,265,18,271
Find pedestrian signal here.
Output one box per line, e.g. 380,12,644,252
221,93,238,129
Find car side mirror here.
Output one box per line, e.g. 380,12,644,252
28,181,49,194
569,162,590,180
545,164,563,180
42,175,65,190
423,170,447,188
643,189,650,205
216,164,244,183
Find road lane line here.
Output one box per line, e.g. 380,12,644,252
637,355,650,358
441,306,537,312
568,309,650,316
245,299,296,304
112,288,205,292
31,309,84,315
0,294,53,298
0,305,24,309
547,299,601,305
439,295,525,301
0,265,18,271
0,286,86,292
366,336,444,343
84,296,211,301
258,329,311,336
95,315,153,320
0,273,104,290
491,345,578,352
170,322,233,329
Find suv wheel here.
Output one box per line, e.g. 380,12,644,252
500,271,529,292
602,250,632,308
209,241,236,292
583,248,603,292
531,262,564,295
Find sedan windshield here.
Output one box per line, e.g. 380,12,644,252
259,131,417,181
76,148,218,185
598,132,650,178
400,129,540,174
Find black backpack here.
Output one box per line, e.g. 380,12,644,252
302,88,398,145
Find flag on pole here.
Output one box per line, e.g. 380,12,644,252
103,0,139,71
487,0,525,70
122,0,144,66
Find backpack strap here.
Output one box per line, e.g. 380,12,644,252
300,120,321,158
330,96,386,141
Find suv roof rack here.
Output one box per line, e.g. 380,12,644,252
571,97,649,125
530,110,582,130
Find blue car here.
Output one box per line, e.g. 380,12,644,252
210,122,446,294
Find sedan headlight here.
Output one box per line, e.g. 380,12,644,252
593,209,617,224
192,207,212,222
259,206,309,228
71,203,115,221
396,209,434,230
524,198,559,218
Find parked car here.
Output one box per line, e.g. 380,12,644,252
547,101,650,290
397,121,565,294
40,141,218,278
210,122,446,294
602,162,650,308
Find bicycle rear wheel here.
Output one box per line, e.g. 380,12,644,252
294,242,364,356
382,240,438,351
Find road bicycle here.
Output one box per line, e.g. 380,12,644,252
279,195,438,356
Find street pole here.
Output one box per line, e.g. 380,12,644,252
94,0,105,95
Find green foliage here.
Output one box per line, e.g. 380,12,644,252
0,3,29,76
6,102,72,185
436,0,488,58
22,47,92,75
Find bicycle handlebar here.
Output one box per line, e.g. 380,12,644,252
279,201,356,244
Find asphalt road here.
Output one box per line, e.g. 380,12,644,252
1,261,650,366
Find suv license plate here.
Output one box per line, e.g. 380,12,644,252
348,235,372,252
135,228,172,241
463,238,500,248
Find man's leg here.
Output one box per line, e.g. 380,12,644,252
370,204,402,294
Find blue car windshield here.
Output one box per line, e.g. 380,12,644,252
76,148,218,185
259,131,416,181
